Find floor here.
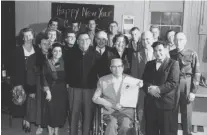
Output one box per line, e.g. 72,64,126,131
2,113,207,135
1,113,73,135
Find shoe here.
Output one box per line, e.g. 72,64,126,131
25,126,31,133
22,121,27,131
36,127,43,135
24,123,31,133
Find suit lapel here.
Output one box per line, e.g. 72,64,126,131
108,75,117,96
157,58,169,72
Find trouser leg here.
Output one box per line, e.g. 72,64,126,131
180,97,193,135
179,77,193,135
158,109,178,135
104,116,118,135
144,99,159,135
137,89,146,135
118,117,132,135
70,88,82,135
82,89,95,135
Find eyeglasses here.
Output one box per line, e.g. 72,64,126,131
110,65,123,69
79,38,90,43
96,38,107,42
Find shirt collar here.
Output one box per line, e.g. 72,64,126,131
177,48,186,56
96,46,106,54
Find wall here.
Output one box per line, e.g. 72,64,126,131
183,1,207,75
15,1,207,74
15,1,146,35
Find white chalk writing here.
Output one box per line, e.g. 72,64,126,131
57,5,79,20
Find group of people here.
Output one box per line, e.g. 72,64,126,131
10,17,201,135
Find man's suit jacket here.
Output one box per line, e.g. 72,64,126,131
97,74,141,119
94,46,114,78
142,58,180,110
131,47,155,79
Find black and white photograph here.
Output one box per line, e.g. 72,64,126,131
1,1,207,135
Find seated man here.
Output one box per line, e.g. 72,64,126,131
92,58,143,135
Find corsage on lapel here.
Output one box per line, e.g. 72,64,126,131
125,84,130,89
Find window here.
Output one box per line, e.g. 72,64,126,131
150,12,183,40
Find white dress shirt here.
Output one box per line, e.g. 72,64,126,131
96,46,106,55
144,48,154,61
156,59,164,70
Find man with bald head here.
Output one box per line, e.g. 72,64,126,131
94,31,113,77
93,58,143,135
170,32,201,135
131,31,155,135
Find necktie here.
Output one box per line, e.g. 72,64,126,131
156,59,162,70
99,48,102,55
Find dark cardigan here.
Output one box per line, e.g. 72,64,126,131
12,45,40,93
66,46,98,89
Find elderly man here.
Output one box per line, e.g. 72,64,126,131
68,32,97,135
143,41,180,135
93,58,143,135
170,32,201,135
131,31,155,135
94,31,113,77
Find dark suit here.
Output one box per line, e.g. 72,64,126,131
142,58,180,135
94,46,114,78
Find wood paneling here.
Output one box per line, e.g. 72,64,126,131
183,1,207,74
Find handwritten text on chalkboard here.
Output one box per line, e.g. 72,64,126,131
52,3,114,30
56,5,113,20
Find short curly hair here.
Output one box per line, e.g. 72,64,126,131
17,28,35,45
112,34,129,47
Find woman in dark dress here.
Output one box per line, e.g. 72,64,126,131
12,28,39,133
42,43,67,135
111,33,133,74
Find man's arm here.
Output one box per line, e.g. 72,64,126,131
92,80,114,108
191,52,201,93
158,61,180,94
142,62,153,94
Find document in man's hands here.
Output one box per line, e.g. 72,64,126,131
119,84,139,108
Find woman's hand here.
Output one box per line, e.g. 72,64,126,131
43,86,50,92
29,93,35,98
46,90,52,102
138,80,143,88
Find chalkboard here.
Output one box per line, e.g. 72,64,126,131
51,2,114,32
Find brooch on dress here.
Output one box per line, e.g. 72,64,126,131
125,85,130,89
